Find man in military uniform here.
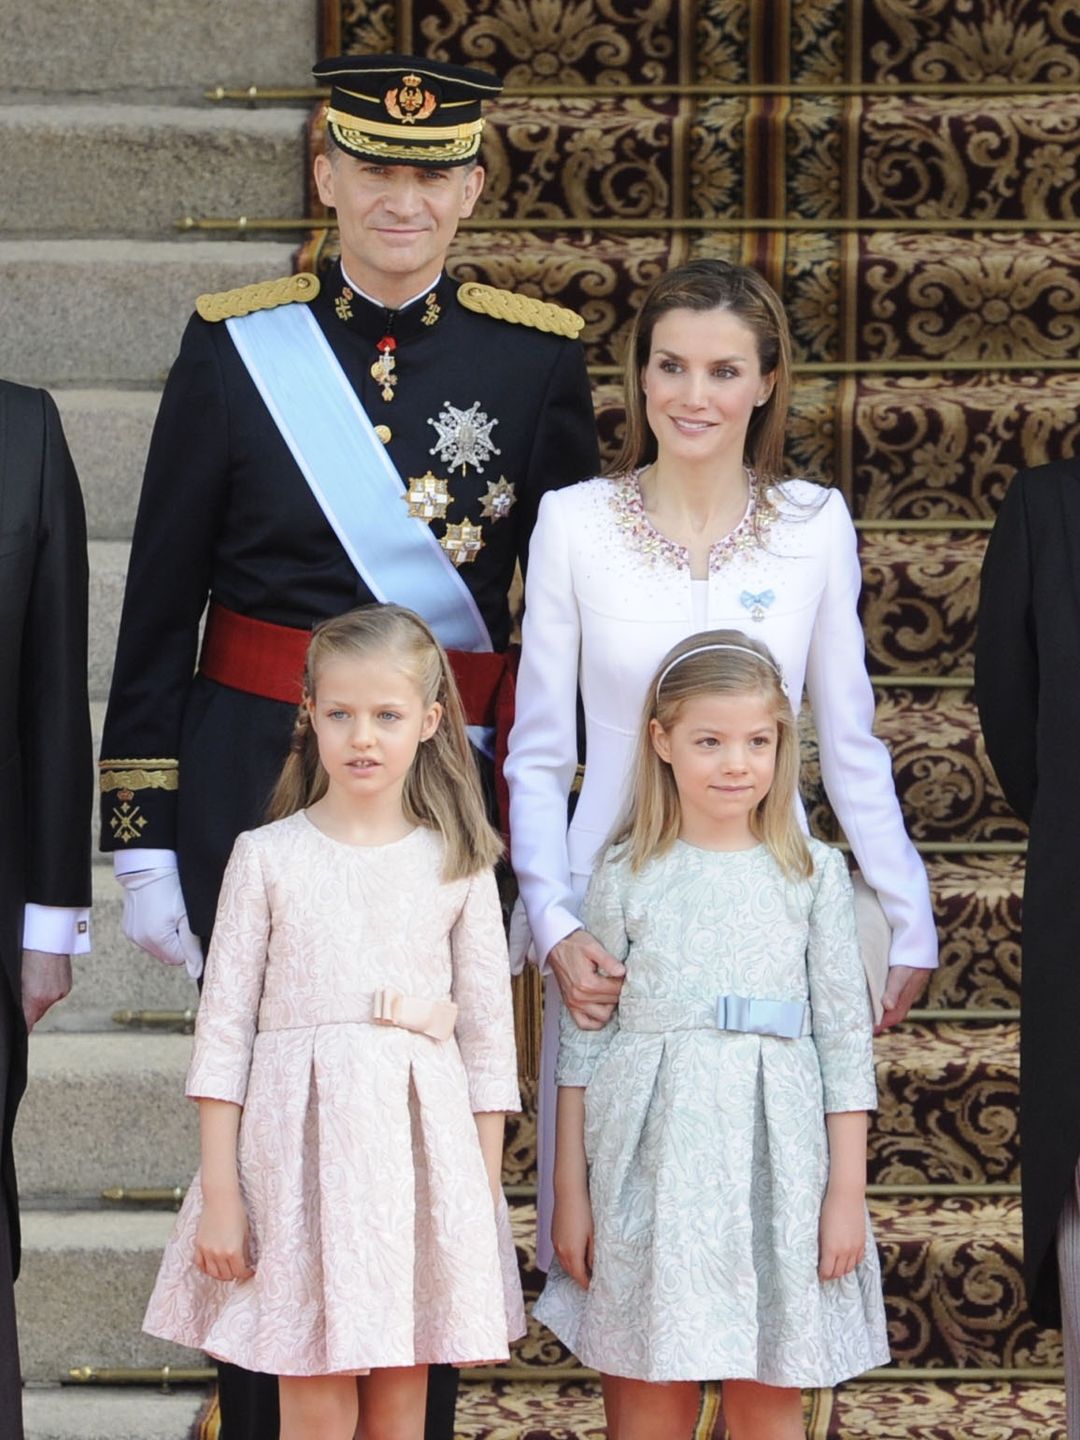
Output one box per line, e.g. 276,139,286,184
99,54,599,1440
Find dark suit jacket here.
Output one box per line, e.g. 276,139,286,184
0,381,92,1274
976,460,1080,1326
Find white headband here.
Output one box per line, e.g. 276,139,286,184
655,643,783,701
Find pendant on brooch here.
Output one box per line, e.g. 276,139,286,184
372,336,398,402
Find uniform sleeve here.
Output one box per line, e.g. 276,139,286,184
516,339,600,571
505,490,584,964
450,869,521,1114
185,832,269,1106
975,471,1037,821
807,846,878,1114
99,315,232,854
20,389,92,910
554,850,628,1088
804,489,937,970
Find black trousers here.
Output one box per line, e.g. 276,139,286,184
0,995,24,1440
217,1359,459,1439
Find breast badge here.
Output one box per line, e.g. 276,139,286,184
480,476,516,521
428,401,501,474
740,589,776,622
404,471,453,520
440,519,484,566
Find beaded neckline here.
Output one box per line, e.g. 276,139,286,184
610,468,777,574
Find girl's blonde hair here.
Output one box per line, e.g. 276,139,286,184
268,604,502,880
610,258,793,486
610,629,813,880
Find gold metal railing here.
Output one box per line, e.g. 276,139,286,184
177,214,1080,234
205,81,1080,103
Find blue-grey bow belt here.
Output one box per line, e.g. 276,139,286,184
618,994,812,1039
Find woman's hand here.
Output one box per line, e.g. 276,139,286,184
547,929,625,1029
194,1189,255,1282
818,1181,866,1281
552,1183,595,1289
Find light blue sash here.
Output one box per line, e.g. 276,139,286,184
225,303,492,654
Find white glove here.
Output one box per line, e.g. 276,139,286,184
117,866,204,978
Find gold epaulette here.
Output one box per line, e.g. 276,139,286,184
457,282,585,339
195,272,320,323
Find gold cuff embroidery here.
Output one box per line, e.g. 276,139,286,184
99,760,179,794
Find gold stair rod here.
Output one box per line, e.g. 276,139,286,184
592,360,1080,376
102,1186,185,1207
870,676,973,690
177,214,1080,234
112,1008,196,1031
867,1183,1020,1196
206,81,1080,102
67,1364,216,1386
836,840,1026,854
854,519,994,531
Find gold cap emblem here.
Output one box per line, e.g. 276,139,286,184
385,75,438,125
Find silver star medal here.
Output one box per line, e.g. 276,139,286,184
428,400,501,475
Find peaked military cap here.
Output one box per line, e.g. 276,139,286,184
313,53,503,167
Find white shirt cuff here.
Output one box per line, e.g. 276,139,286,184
23,904,91,955
113,849,179,877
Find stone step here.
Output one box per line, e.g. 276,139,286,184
872,1022,1018,1186
859,530,984,677
36,864,197,1034
89,540,127,702
53,390,158,543
16,1211,202,1383
925,854,1023,1011
14,1034,197,1200
0,239,297,387
456,1377,1066,1439
2,105,306,239
22,1388,205,1440
689,94,1080,223
800,691,1022,847
0,0,314,99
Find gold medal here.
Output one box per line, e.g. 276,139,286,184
404,471,452,520
480,476,516,521
440,519,484,566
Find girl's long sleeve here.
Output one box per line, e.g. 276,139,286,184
186,831,270,1106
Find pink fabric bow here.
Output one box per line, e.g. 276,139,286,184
372,987,458,1042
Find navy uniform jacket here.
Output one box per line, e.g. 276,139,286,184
99,265,599,934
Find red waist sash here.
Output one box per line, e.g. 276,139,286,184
198,603,517,838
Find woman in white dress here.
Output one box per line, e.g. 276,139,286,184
504,259,937,1272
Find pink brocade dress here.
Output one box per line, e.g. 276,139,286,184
143,812,525,1377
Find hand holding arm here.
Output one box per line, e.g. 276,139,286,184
547,929,625,1028
20,951,73,1031
877,963,930,1031
819,1110,868,1281
193,1098,254,1282
551,1086,593,1289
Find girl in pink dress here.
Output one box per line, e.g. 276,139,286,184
143,605,524,1440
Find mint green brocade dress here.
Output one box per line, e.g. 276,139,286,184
533,837,890,1386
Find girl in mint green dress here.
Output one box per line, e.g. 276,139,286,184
534,630,888,1440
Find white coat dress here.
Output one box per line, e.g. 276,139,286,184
504,472,936,1271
